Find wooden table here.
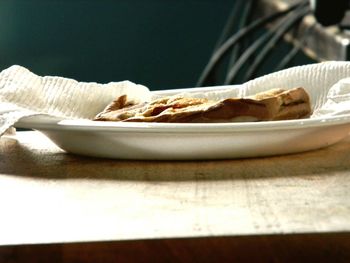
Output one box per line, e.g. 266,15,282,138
1,131,350,262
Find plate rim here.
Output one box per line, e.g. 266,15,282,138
15,113,350,134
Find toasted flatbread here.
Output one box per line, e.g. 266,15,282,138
93,87,312,123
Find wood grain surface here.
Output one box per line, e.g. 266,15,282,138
1,131,350,261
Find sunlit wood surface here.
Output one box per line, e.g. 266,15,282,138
1,131,350,262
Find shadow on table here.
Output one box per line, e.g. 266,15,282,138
1,135,350,182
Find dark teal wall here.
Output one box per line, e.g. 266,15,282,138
0,0,233,90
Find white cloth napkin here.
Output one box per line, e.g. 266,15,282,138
178,61,350,117
242,61,350,115
0,65,151,136
1,61,350,137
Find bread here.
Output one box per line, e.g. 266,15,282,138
93,87,312,123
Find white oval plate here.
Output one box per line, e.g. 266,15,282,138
11,62,350,160
15,111,350,160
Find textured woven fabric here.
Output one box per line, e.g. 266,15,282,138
0,65,151,136
166,61,350,119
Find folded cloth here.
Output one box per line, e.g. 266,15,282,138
242,61,350,118
1,62,350,137
0,65,151,136
180,61,350,117
312,77,350,117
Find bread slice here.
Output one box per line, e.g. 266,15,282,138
93,87,312,123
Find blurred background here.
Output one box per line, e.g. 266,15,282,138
0,0,349,90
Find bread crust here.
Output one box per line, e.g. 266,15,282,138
93,87,312,123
